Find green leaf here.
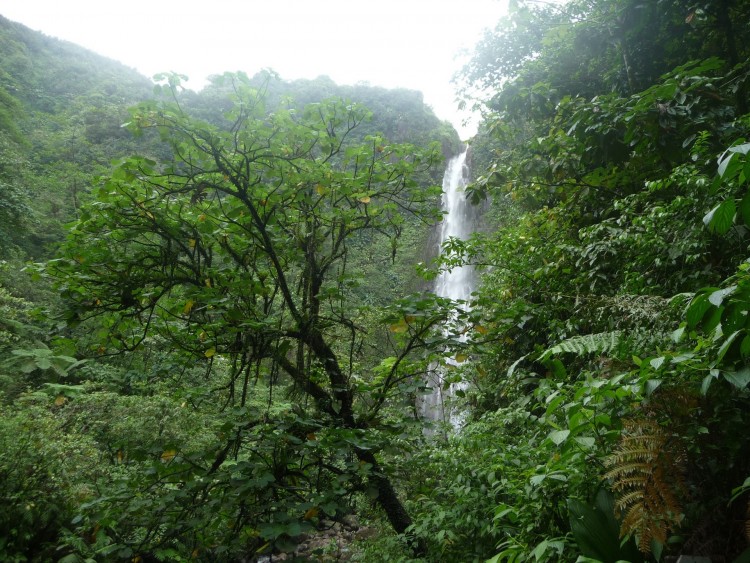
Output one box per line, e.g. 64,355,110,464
723,304,746,334
740,193,750,226
703,199,735,235
549,429,570,445
686,294,712,329
532,540,549,560
645,379,662,395
728,142,750,156
574,436,596,449
709,285,737,306
718,151,736,177
704,305,724,336
717,330,742,363
649,356,665,370
723,367,750,389
740,335,750,358
568,489,643,562
671,325,686,343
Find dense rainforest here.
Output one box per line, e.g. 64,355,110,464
1,0,750,561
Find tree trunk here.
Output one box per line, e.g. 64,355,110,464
355,448,426,556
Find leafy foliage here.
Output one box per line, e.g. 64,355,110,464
5,1,750,561
441,0,750,560
37,71,456,559
539,331,624,362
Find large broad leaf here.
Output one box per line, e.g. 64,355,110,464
708,285,737,306
549,429,570,445
686,293,712,329
723,367,750,389
568,489,644,562
727,142,750,156
717,330,743,363
703,199,736,235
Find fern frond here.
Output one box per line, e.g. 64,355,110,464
608,462,652,478
605,419,684,553
540,330,623,361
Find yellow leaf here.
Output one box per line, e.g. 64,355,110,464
183,300,195,314
54,395,67,406
455,353,468,363
304,507,319,520
117,450,124,463
204,347,216,358
359,196,371,204
189,238,196,249
475,325,489,335
315,184,326,195
198,214,207,222
476,365,487,376
389,321,408,333
199,331,207,342
160,449,177,462
204,278,212,288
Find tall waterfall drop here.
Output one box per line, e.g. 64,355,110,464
420,147,479,427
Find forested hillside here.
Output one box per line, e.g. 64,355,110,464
2,1,750,562
432,0,750,560
0,15,154,258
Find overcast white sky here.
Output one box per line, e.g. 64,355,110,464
2,0,508,138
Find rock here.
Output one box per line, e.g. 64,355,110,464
342,514,359,529
354,526,378,541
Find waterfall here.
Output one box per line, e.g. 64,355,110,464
420,147,479,428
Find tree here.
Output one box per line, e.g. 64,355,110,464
48,71,449,553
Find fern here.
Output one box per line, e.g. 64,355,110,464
539,331,623,362
605,419,684,553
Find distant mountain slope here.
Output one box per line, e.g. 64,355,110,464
0,15,458,259
0,15,156,258
0,15,153,112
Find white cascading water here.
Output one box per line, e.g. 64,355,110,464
420,147,478,428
